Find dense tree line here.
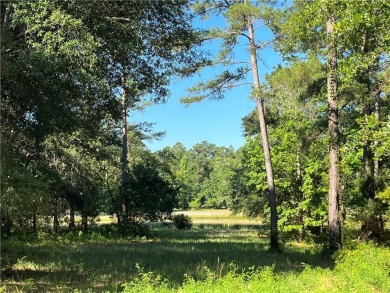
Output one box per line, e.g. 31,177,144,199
180,0,390,250
1,0,389,252
1,0,203,235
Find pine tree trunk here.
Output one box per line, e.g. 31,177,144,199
2,3,12,32
81,214,88,231
363,98,375,199
121,71,129,222
326,17,342,252
32,214,37,233
373,56,380,190
69,205,75,230
374,97,379,182
247,14,279,251
2,214,12,237
360,41,383,239
53,198,60,233
361,32,375,199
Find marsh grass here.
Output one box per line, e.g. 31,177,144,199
2,210,385,292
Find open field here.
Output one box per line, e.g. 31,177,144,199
1,210,389,293
173,209,261,226
94,209,261,226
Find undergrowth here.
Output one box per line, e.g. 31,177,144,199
120,242,390,293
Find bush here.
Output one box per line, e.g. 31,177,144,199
117,222,153,238
172,214,193,230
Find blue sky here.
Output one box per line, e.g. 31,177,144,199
131,15,282,152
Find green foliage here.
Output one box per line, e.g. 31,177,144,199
123,150,177,224
334,243,390,292
158,142,244,210
122,264,171,293
234,56,329,239
173,214,193,230
2,0,390,259
1,0,204,234
119,243,390,292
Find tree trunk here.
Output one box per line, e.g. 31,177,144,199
53,198,60,233
360,41,383,240
373,56,380,190
121,71,129,222
374,97,379,182
247,14,279,251
103,170,122,225
32,214,37,233
326,17,342,252
2,214,12,237
2,2,12,32
361,32,375,199
81,214,88,231
69,205,75,230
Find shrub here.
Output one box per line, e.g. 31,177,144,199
118,222,153,238
172,214,193,230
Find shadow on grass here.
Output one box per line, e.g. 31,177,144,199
1,225,334,292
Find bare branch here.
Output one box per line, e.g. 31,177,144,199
253,22,268,30
104,16,133,22
256,38,277,50
224,82,253,89
213,60,251,66
239,32,251,42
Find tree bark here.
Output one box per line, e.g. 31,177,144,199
373,57,380,190
361,32,375,200
326,17,342,252
2,214,12,237
360,39,383,240
121,71,129,222
374,97,379,182
53,198,60,233
1,2,12,33
69,205,75,230
81,214,88,231
247,14,279,251
32,214,37,233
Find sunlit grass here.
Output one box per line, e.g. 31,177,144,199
6,210,386,292
173,209,261,226
94,209,261,226
1,226,331,292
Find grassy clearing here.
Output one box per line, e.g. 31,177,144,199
121,242,390,293
172,210,261,226
1,210,388,292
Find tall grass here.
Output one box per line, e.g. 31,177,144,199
121,243,390,293
1,210,388,292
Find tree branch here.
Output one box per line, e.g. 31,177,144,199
104,16,133,22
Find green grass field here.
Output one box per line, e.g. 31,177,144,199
1,210,389,292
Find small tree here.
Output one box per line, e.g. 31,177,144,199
123,152,177,225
